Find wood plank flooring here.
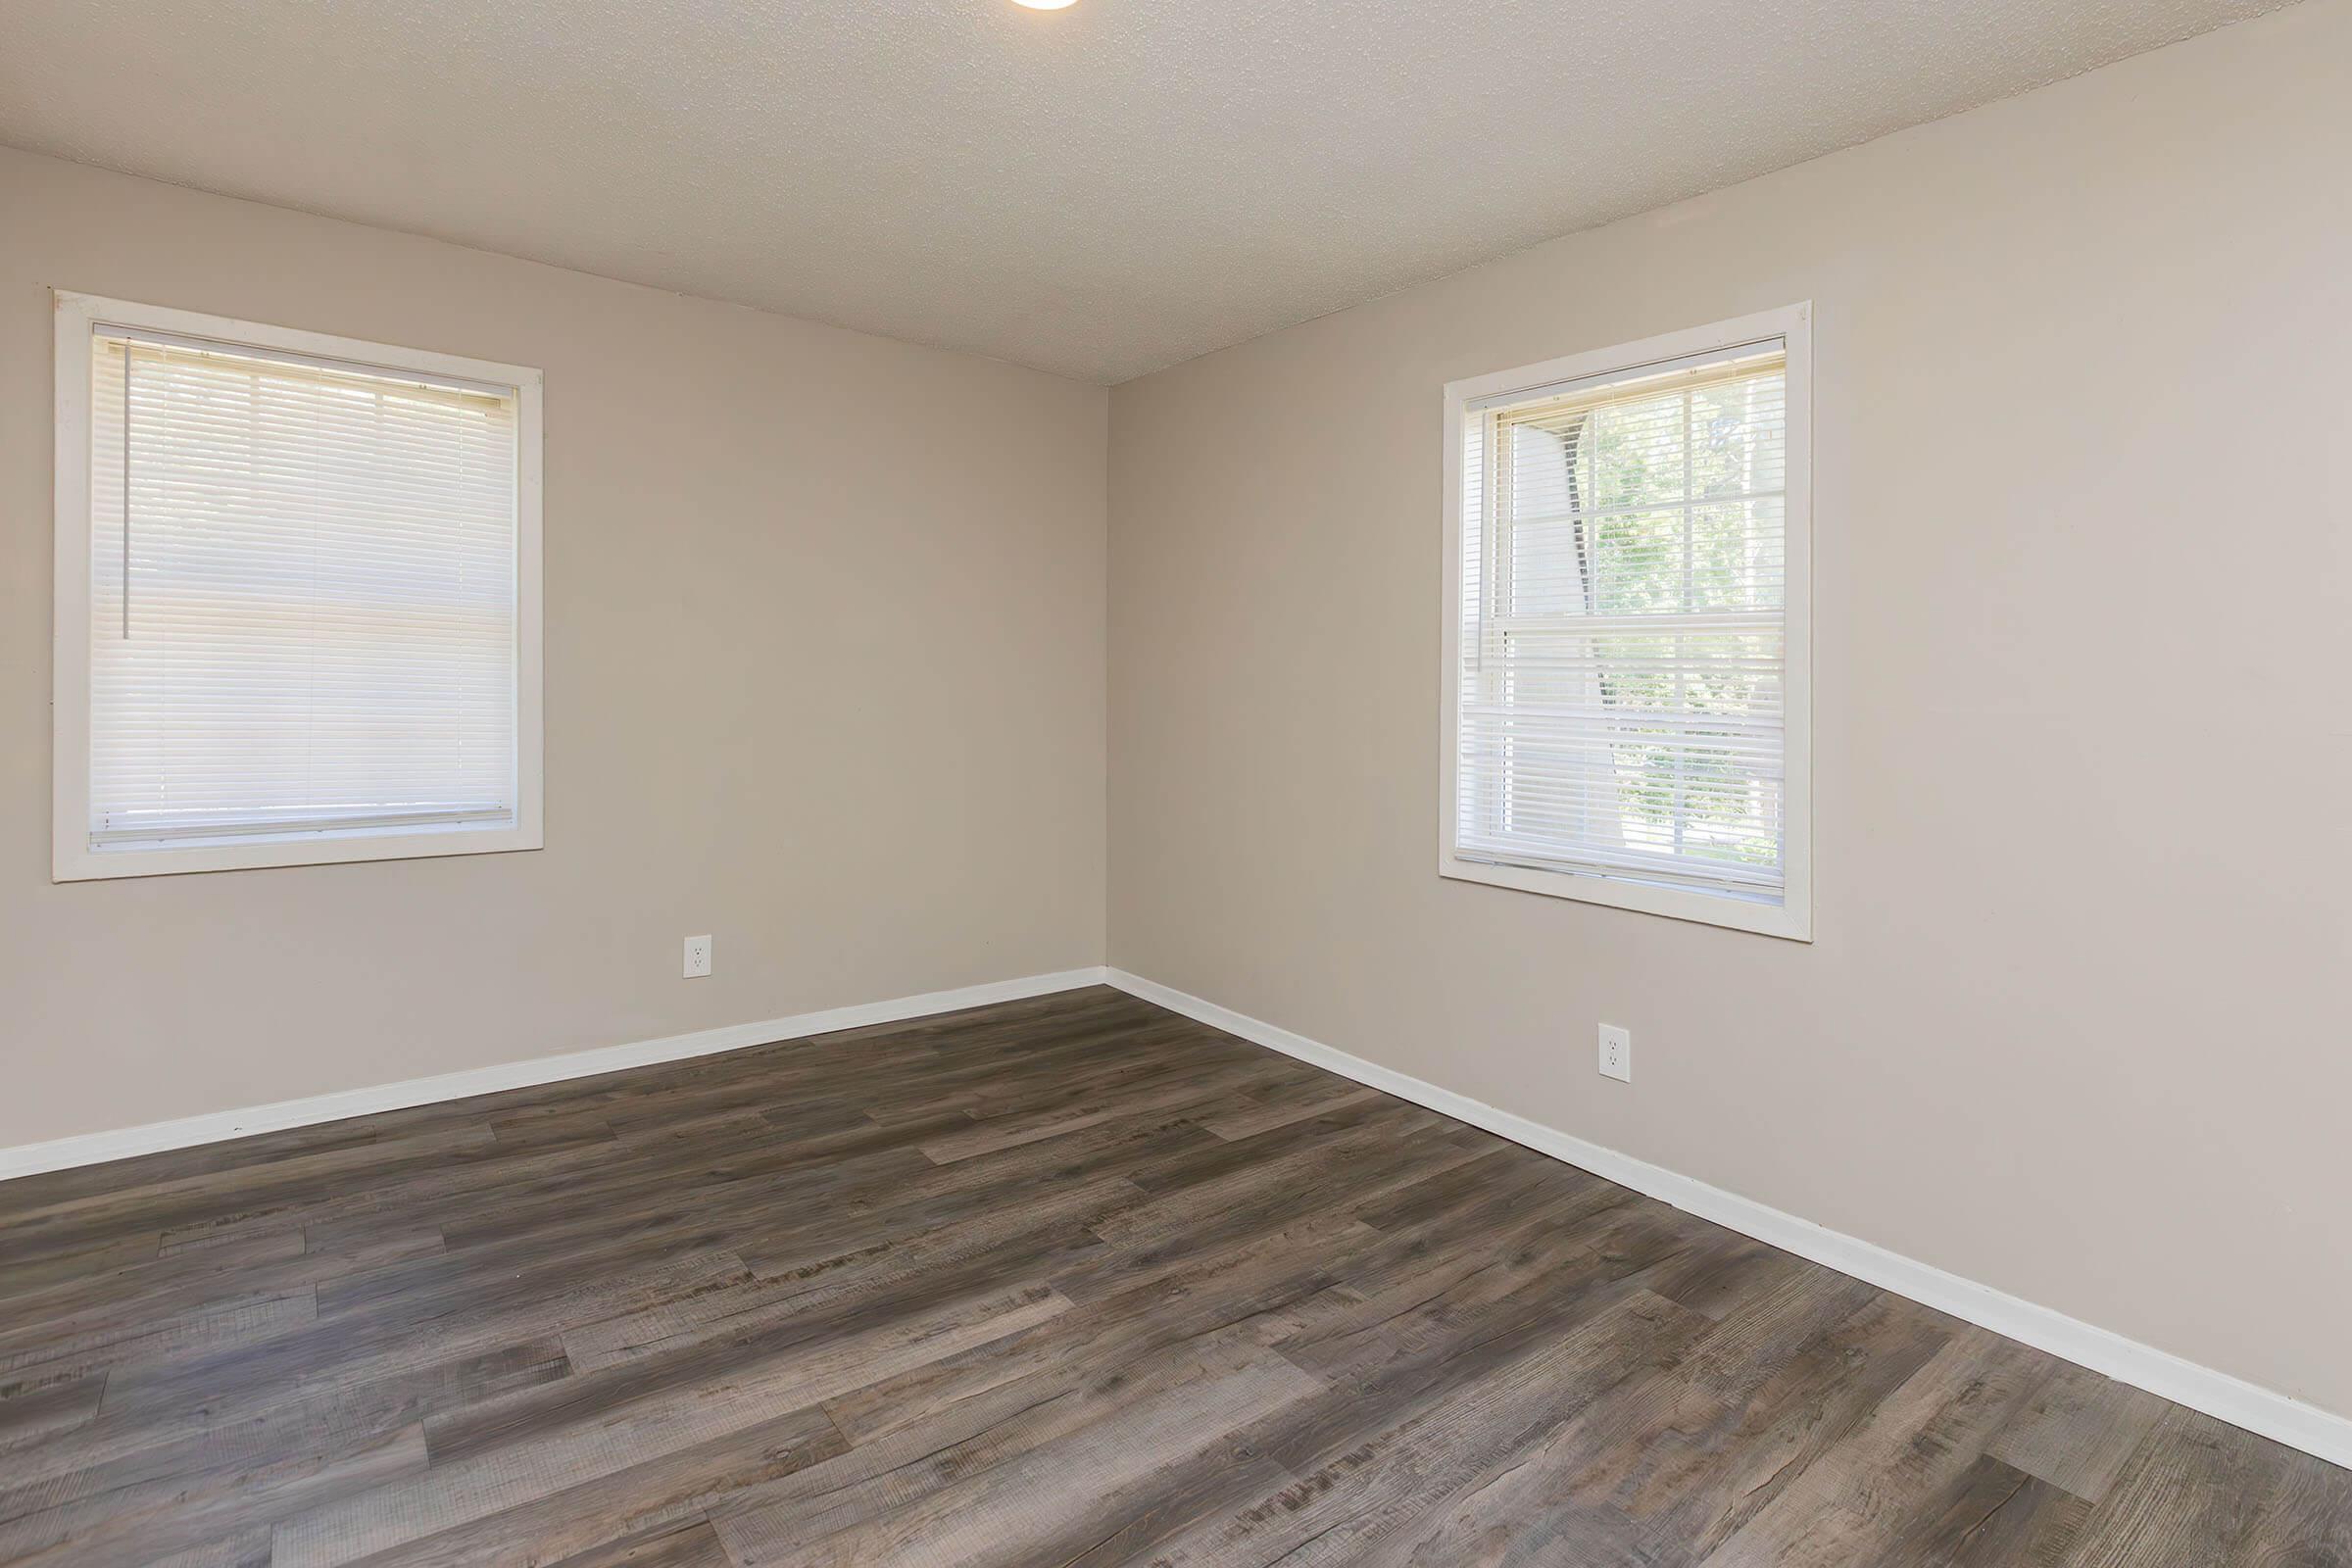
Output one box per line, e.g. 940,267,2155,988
2,985,2344,1566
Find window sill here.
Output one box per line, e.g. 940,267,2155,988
1439,850,1812,941
54,820,543,882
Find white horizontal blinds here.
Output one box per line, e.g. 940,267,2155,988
1456,343,1788,902
87,329,520,850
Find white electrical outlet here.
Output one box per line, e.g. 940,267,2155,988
683,935,712,978
1597,1023,1632,1083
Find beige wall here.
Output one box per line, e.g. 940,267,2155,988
1,146,1108,1149
1109,0,2352,1420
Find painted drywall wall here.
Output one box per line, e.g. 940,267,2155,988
1107,0,2352,1419
1,145,1108,1148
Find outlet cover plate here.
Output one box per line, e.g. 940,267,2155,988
1598,1023,1632,1083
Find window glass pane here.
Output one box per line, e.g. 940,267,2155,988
85,332,520,851
1456,343,1789,906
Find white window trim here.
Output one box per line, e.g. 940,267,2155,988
1439,303,1813,941
50,291,545,882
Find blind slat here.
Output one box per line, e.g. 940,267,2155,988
1454,343,1789,904
87,332,521,852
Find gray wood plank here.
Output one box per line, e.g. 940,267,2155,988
0,986,2336,1568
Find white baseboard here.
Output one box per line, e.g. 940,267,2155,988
0,966,1111,1184
1104,967,2352,1473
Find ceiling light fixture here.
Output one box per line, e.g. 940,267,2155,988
1011,0,1077,10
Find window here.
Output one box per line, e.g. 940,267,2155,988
51,293,543,880
1441,305,1810,939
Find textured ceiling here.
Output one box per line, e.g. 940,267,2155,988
0,0,2289,382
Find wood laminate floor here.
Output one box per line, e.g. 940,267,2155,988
3,986,2346,1566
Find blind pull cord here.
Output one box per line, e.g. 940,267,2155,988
121,347,132,639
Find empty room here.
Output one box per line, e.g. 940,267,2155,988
2,0,2348,1562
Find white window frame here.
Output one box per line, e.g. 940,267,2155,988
1439,303,1812,940
51,291,545,882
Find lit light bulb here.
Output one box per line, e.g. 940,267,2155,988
1012,0,1077,10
